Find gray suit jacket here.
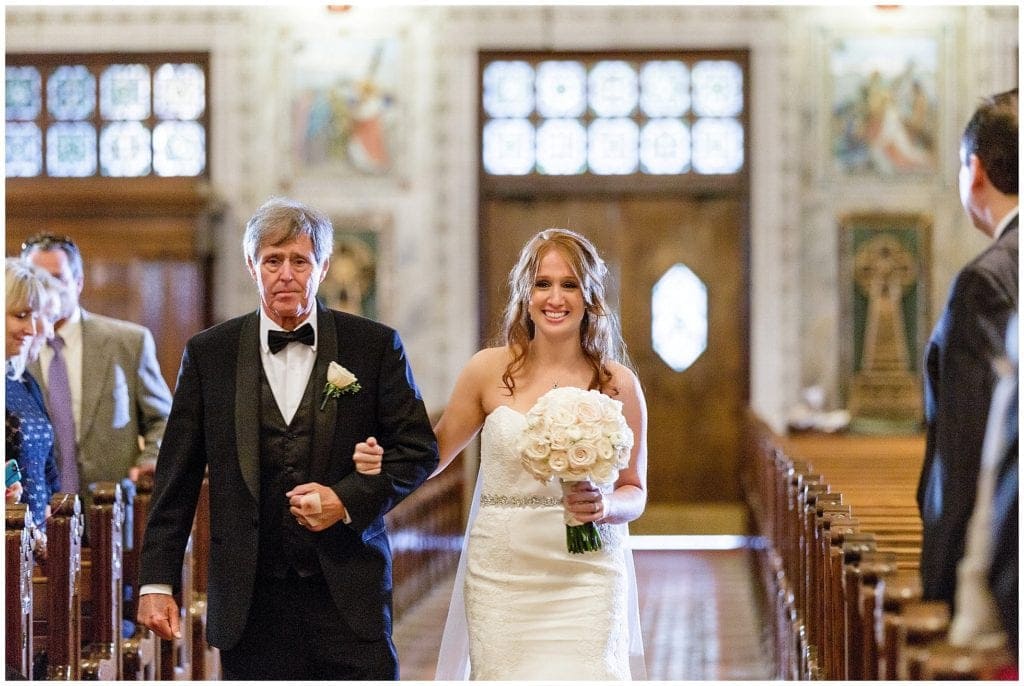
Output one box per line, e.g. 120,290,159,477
29,309,173,492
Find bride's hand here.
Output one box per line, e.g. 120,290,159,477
564,480,606,522
353,436,383,475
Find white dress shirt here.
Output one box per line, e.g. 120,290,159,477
38,307,84,438
258,308,318,425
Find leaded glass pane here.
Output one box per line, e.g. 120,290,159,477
536,118,586,175
6,122,42,177
100,121,152,176
6,66,42,121
100,64,151,120
482,118,535,175
46,122,97,177
46,65,95,121
640,119,690,174
153,63,205,120
588,60,637,117
692,117,744,174
652,263,707,372
482,61,534,118
639,60,689,117
588,118,638,175
153,121,205,176
535,61,586,118
691,60,743,117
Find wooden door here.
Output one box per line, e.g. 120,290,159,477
481,196,747,504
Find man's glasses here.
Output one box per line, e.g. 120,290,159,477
20,234,78,253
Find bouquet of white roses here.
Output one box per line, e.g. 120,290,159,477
517,386,634,553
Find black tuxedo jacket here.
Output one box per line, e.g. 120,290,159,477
917,218,1018,604
139,303,438,649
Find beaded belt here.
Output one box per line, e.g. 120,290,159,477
480,493,562,508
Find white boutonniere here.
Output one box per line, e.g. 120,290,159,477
321,361,361,410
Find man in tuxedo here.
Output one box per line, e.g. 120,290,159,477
21,234,172,500
917,88,1018,607
137,197,437,680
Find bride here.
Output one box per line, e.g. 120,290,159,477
432,228,648,680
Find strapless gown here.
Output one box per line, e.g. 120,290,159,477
463,405,632,680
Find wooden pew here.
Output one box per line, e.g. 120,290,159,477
79,482,125,680
385,464,464,617
744,411,1016,680
6,504,34,680
31,492,83,680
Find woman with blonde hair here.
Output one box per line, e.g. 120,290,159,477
431,228,648,679
5,258,60,530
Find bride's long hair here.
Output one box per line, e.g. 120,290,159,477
499,228,630,396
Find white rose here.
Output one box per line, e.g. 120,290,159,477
327,361,357,389
548,450,569,473
522,437,551,461
595,437,614,462
575,395,604,424
548,424,572,451
569,440,598,469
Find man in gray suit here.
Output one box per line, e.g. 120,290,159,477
918,88,1018,607
21,234,173,501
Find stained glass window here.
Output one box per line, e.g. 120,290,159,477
536,119,587,175
100,121,152,176
482,61,534,118
692,118,744,174
47,122,97,177
639,61,688,117
100,64,151,120
589,61,637,117
640,119,690,174
588,118,638,175
154,63,206,120
481,53,745,178
691,60,743,117
47,65,96,120
153,121,205,176
7,66,42,120
652,263,708,372
6,53,208,179
536,61,587,118
483,119,535,175
6,122,43,177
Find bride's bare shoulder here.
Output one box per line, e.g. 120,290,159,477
466,346,514,372
603,361,643,399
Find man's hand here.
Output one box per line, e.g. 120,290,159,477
138,593,181,640
353,436,384,475
287,483,347,531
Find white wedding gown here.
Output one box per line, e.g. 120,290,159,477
436,405,645,681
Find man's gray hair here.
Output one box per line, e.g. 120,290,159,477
242,197,334,266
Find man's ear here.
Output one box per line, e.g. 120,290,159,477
318,257,331,284
968,153,990,192
246,257,258,282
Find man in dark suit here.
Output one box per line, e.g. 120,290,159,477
917,88,1018,607
137,197,438,680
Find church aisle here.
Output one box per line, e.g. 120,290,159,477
393,541,773,680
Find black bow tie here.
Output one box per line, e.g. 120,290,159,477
268,323,315,354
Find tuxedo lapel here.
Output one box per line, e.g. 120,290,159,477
235,311,261,503
309,303,338,482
